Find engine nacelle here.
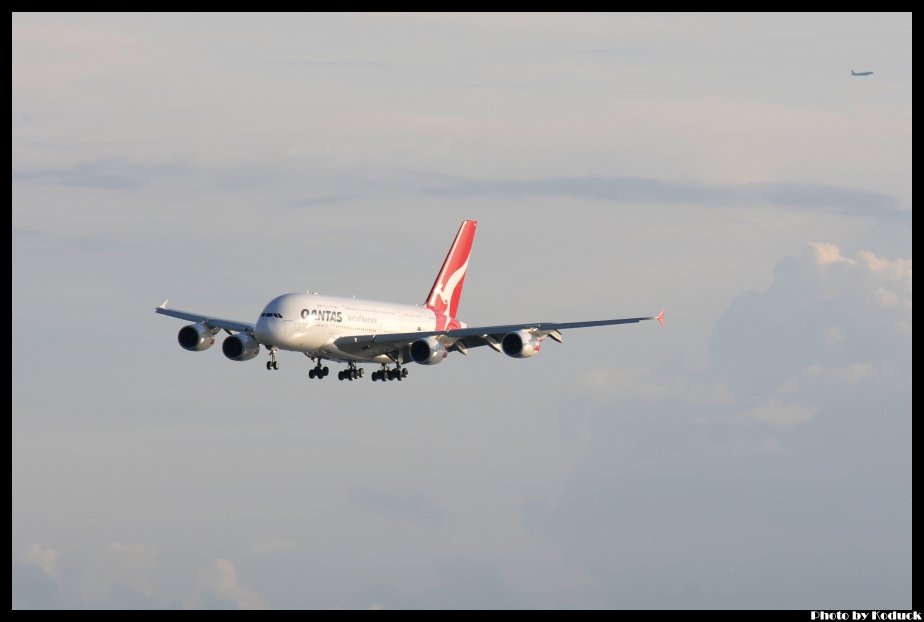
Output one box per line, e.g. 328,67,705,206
222,333,261,361
409,337,448,365
178,323,215,352
501,330,541,358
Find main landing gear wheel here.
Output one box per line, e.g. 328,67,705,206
266,348,280,371
371,365,409,382
338,363,363,381
308,358,329,380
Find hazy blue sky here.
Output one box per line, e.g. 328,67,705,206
12,13,911,609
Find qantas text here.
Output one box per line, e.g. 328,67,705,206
301,309,343,322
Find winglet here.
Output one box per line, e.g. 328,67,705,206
159,299,169,309
655,310,665,326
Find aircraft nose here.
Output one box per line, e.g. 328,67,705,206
254,316,274,344
256,315,290,346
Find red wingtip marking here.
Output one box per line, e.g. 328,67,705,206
656,310,665,326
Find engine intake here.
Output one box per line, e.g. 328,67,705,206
501,330,541,358
409,337,448,365
178,323,215,351
222,333,260,361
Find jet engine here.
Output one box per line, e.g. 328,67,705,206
501,330,541,358
409,337,448,365
222,333,261,361
178,323,215,351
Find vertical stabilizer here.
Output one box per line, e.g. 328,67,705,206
426,220,477,320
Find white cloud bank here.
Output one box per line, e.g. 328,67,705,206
197,559,268,610
711,242,911,407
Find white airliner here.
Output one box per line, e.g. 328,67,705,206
155,220,663,382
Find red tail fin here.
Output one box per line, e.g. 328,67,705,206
426,220,477,319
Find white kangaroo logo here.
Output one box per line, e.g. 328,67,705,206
433,258,468,311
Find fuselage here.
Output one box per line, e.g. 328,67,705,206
253,292,458,363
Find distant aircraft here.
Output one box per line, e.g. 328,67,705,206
851,70,874,76
155,220,664,382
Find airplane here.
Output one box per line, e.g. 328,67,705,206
851,70,874,76
155,220,664,382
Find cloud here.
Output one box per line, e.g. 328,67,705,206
810,241,855,266
12,226,38,237
197,559,267,610
23,544,58,577
12,161,144,190
12,564,64,609
582,237,911,433
711,242,911,401
13,542,265,609
350,485,448,526
584,367,734,406
13,541,167,609
736,398,816,427
424,175,910,222
802,363,875,385
90,542,159,598
13,544,64,610
529,240,912,606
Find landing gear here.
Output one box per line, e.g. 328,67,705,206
307,358,329,380
371,364,409,382
338,363,364,381
266,347,280,371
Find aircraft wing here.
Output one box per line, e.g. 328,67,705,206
154,302,254,334
333,312,663,358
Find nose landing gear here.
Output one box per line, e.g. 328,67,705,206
265,347,279,371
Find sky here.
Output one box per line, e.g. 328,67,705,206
11,13,912,609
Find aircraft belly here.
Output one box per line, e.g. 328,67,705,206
320,345,392,364
277,325,328,353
